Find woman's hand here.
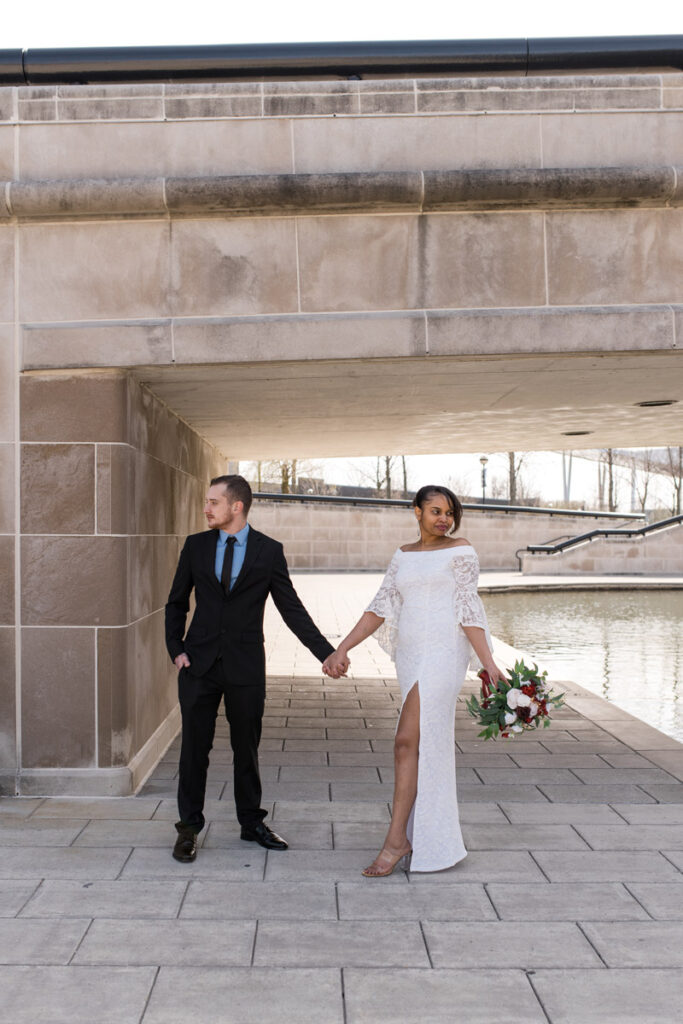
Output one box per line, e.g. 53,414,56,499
322,650,350,678
481,658,507,688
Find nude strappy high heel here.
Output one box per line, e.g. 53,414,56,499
361,845,412,877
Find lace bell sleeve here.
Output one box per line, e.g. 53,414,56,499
365,551,402,661
451,549,494,669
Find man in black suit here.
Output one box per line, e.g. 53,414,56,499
165,474,343,862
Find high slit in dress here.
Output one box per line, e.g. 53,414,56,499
366,545,493,873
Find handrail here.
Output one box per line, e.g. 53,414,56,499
252,491,644,519
1,35,683,84
525,513,683,555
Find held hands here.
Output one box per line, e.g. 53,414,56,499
174,653,191,670
322,649,350,678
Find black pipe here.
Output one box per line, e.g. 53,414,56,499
0,36,681,85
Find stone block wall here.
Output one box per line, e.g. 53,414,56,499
521,524,683,575
249,499,632,571
0,371,225,796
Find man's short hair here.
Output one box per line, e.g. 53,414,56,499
211,474,253,515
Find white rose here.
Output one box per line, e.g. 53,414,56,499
504,711,517,725
528,701,539,719
511,724,523,733
507,689,531,709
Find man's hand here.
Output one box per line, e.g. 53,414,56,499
174,653,191,670
322,650,350,678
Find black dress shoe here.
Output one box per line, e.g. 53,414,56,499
240,821,288,850
173,824,198,862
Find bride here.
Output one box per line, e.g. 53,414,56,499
323,485,506,876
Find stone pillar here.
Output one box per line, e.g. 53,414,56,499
0,370,225,796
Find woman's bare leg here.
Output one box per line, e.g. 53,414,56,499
363,683,419,875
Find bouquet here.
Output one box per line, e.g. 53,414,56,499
465,660,565,740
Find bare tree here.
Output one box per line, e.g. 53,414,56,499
666,446,683,515
401,456,408,498
507,452,526,504
630,449,656,512
597,449,618,511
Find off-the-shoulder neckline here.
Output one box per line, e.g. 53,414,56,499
398,543,474,554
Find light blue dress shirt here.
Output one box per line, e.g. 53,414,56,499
215,523,250,590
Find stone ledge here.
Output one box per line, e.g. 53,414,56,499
2,165,683,220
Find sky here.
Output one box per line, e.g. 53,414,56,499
3,1,682,49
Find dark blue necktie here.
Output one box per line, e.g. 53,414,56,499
221,536,236,593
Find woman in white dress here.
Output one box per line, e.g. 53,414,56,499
323,485,506,876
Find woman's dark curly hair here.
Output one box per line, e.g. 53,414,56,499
412,485,463,535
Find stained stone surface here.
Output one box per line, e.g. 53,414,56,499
2,618,683,1020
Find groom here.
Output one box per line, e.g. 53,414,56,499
165,474,340,862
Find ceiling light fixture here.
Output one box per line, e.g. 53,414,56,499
561,430,593,436
635,399,677,407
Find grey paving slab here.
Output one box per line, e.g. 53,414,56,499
327,752,393,765
508,753,607,768
531,967,683,1023
30,798,161,819
501,802,625,824
571,767,678,784
73,819,184,847
344,968,546,1024
0,881,40,917
120,847,266,880
0,918,90,964
331,822,392,849
279,766,379,781
639,784,683,802
338,882,496,921
0,820,87,846
455,802,510,823
533,850,682,882
475,767,580,784
254,920,429,967
0,847,131,879
204,819,333,849
661,849,683,871
611,803,683,824
0,798,45,818
143,966,343,1024
0,965,156,1023
272,799,390,822
408,851,547,884
583,921,683,967
458,783,549,802
74,918,256,966
626,883,683,920
258,750,327,765
261,782,332,800
423,920,601,968
330,783,395,801
20,879,187,919
180,880,337,919
575,824,683,849
286,739,373,751
600,752,664,768
636,749,683,780
487,882,650,921
264,849,408,883
454,752,518,767
462,824,590,850
539,784,657,803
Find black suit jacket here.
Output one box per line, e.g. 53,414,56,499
165,527,335,685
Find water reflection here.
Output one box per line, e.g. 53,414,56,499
484,589,683,744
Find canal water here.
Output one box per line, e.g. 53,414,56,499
484,589,683,745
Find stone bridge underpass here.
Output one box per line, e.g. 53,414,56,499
1,69,683,795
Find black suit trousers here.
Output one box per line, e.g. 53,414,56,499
177,660,266,831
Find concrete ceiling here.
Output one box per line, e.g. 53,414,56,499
135,351,683,460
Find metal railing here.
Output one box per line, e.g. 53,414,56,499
523,514,683,557
1,35,683,84
253,491,644,520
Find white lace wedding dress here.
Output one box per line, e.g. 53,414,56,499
367,545,493,872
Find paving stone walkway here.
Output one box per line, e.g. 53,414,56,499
2,574,683,1022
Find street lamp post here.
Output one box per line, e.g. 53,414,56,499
480,456,488,505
